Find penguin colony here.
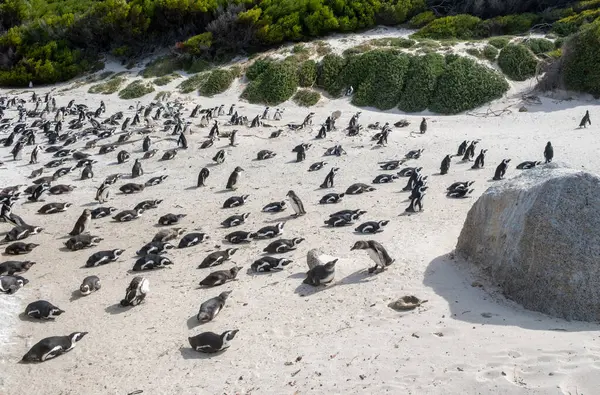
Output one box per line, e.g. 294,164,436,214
0,91,575,369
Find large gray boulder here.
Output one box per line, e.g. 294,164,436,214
456,164,600,321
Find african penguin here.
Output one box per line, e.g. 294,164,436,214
493,159,511,180
120,276,149,307
21,332,87,363
197,291,231,323
178,233,210,248
350,240,395,273
199,267,242,287
226,166,244,190
188,330,239,353
79,275,101,296
25,300,65,320
199,249,237,268
286,190,306,217
262,201,286,213
69,209,91,236
251,256,292,272
85,249,125,267
263,238,305,254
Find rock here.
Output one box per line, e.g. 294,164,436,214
388,295,428,311
518,106,528,112
456,164,600,321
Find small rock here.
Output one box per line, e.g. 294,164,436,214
359,374,366,380
519,106,528,112
471,281,483,288
481,312,493,318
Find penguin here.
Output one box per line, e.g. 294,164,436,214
345,183,376,195
199,249,237,269
134,199,163,211
28,182,50,202
197,167,210,187
5,242,39,255
493,159,511,180
113,209,143,222
320,167,339,189
350,240,394,273
440,155,451,175
25,300,65,320
29,145,41,164
355,220,389,234
142,136,151,152
158,213,186,226
319,193,344,204
117,150,130,164
213,149,226,164
132,159,143,178
21,332,87,363
29,168,44,179
516,161,542,170
68,209,91,236
81,163,94,180
221,213,250,228
197,291,231,323
308,161,325,172
178,233,210,248
119,183,145,194
447,188,474,198
457,140,469,156
324,214,357,227
303,259,337,286
152,228,186,243
251,256,292,272
402,168,422,191
136,241,176,256
0,275,29,294
64,234,103,251
120,276,149,307
178,132,188,149
419,117,427,134
447,181,475,194
405,148,424,159
330,209,367,221
269,129,282,139
256,222,284,239
379,160,403,171
4,225,43,242
104,173,123,185
143,149,158,159
38,202,71,214
544,142,553,163
85,249,125,267
224,230,256,244
372,174,398,184
262,201,286,213
229,130,237,147
199,267,242,287
188,330,239,353
462,141,478,161
89,207,117,219
472,149,487,169
79,275,101,296
99,144,117,155
145,175,169,186
286,190,306,217
579,110,591,128
263,238,305,254
53,166,75,179
95,182,110,203
223,195,249,209
133,254,173,271
49,184,76,195
257,150,276,160
405,186,426,213
296,144,306,163
0,260,35,275
226,166,244,190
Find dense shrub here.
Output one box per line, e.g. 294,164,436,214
153,74,180,86
524,38,555,54
398,53,446,113
178,73,207,94
488,37,511,49
483,45,499,61
242,61,298,105
293,89,320,106
181,33,213,57
498,44,539,80
413,14,482,39
553,9,600,36
246,57,274,81
370,37,415,48
297,60,317,87
562,21,600,96
199,69,237,96
409,11,436,28
119,80,155,99
88,76,126,94
478,13,540,36
430,57,509,114
316,54,347,97
142,56,183,78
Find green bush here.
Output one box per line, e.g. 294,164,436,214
488,37,511,49
242,61,298,105
553,9,600,36
430,57,509,114
178,73,207,94
293,89,320,106
181,33,213,57
466,47,483,58
413,14,482,40
297,60,317,87
483,45,499,61
409,11,436,28
119,80,155,99
563,21,600,96
246,57,274,81
398,53,446,113
315,41,332,56
199,69,237,96
478,13,540,36
370,38,416,48
88,76,126,94
153,74,180,86
142,56,183,78
182,58,211,74
498,44,539,81
316,54,347,97
524,38,555,54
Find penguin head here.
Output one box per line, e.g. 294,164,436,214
324,259,338,270
32,226,43,234
241,195,250,202
50,308,65,317
230,266,242,276
80,284,91,295
226,248,238,257
219,290,232,300
113,249,125,257
351,241,368,251
248,232,258,239
292,237,305,245
159,257,172,266
242,213,251,220
234,166,244,172
277,222,285,230
136,209,144,216
278,258,292,267
163,243,176,251
70,332,88,343
379,220,390,227
221,329,239,342
25,243,39,251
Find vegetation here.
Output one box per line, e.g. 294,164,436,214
316,54,347,97
488,37,511,49
483,45,499,61
297,60,317,87
88,76,126,94
242,60,298,105
119,80,155,99
178,73,207,94
293,89,320,106
398,53,446,113
413,14,483,40
562,20,600,96
524,38,555,54
153,74,180,86
498,44,539,81
198,68,237,96
369,37,415,48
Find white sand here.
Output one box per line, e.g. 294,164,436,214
1,48,600,395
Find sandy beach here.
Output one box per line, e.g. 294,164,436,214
1,53,600,395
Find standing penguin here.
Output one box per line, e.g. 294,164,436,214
493,159,511,180
29,145,41,165
81,163,94,180
579,110,591,128
440,155,451,175
419,118,427,134
544,141,553,163
229,130,237,147
471,149,487,169
287,190,306,217
320,168,339,189
462,141,478,161
95,182,110,203
142,136,151,152
69,209,91,236
350,240,395,274
226,167,244,190
457,140,469,156
178,132,188,149
296,144,306,163
197,168,210,187
132,159,143,178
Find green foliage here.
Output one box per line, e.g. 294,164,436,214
142,56,183,78
198,68,237,96
297,60,317,87
563,21,600,96
88,76,126,94
155,91,171,101
153,74,180,86
293,89,320,106
488,37,511,49
413,14,482,40
343,43,372,57
314,41,331,56
246,57,274,81
553,9,600,36
498,44,539,81
409,11,436,28
182,33,213,57
242,60,298,105
466,47,483,58
316,53,346,97
524,38,555,54
430,57,509,114
369,37,415,48
478,13,540,36
292,44,310,54
178,73,206,94
119,79,155,99
398,53,446,113
483,45,499,61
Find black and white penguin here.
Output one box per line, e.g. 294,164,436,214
49,184,75,194
29,168,44,179
133,254,173,271
440,155,451,175
345,183,376,195
81,163,94,180
104,173,123,185
330,209,367,222
21,332,87,363
189,166,206,188
351,240,394,273
64,234,103,251
257,150,276,160
91,206,117,219
120,276,149,307
308,161,326,172
579,110,591,128
0,275,29,293
355,220,389,234
229,130,237,147
516,160,542,170
136,241,176,256
447,181,475,194
28,182,50,202
113,208,143,222
324,214,358,227
262,201,286,213
221,213,250,228
132,159,143,178
213,149,226,164
419,117,427,134
85,249,125,267
99,144,117,155
197,291,231,323
287,190,306,217
134,199,163,211
161,149,177,161
4,225,43,242
188,330,239,353
296,144,306,163
263,237,305,254
25,300,65,320
69,209,91,236
405,148,424,160
226,166,244,190
472,149,487,169
143,136,151,152
29,145,41,164
224,230,256,244
320,167,339,189
143,149,158,159
199,248,237,268
462,141,478,161
53,166,75,179
178,132,188,149
199,267,241,287
303,259,337,286
5,242,39,255
0,261,35,275
256,222,284,239
79,275,101,296
457,140,469,156
38,202,71,214
544,142,553,163
178,233,210,248
405,186,426,213
119,183,145,194
402,168,423,191
117,150,130,164
379,160,403,171
145,175,168,186
223,195,249,209
158,213,186,226
493,159,511,180
319,192,344,204
372,174,398,184
447,188,474,198
251,256,292,272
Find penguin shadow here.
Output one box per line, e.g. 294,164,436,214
105,303,133,315
293,269,375,297
215,189,233,194
186,315,211,329
80,202,99,207
264,215,295,224
69,290,85,302
285,160,301,164
179,347,224,360
287,272,306,280
184,186,200,191
58,246,73,252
